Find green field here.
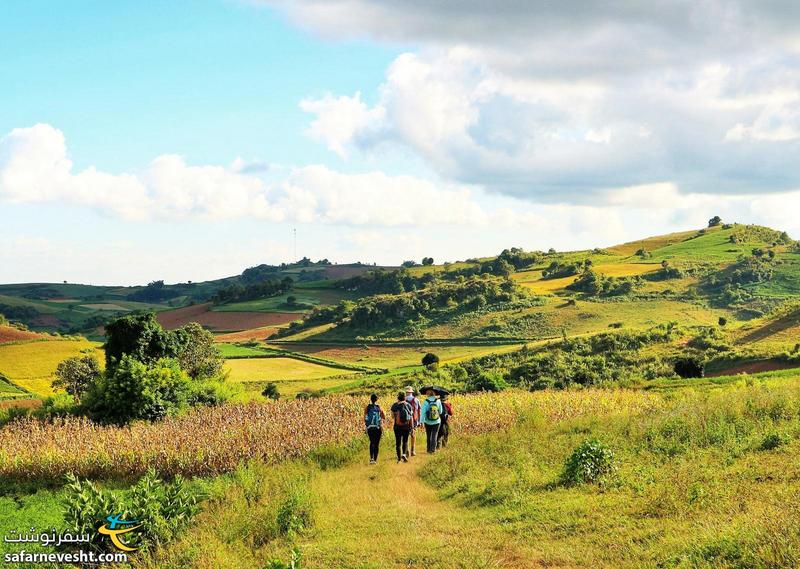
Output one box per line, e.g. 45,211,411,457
224,357,358,383
0,339,103,395
212,288,355,313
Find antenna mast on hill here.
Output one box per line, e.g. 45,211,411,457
293,227,297,262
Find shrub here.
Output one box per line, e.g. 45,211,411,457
467,372,507,392
41,392,78,417
274,484,313,538
760,431,790,451
187,378,237,406
674,358,704,378
562,439,617,485
422,352,440,369
265,549,302,569
62,468,202,552
262,382,281,400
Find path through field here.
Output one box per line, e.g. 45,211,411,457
296,446,544,568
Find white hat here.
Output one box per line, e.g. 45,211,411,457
405,386,414,393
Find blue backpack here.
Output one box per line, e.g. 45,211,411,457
365,404,382,429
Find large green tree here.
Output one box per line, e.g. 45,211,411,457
84,356,192,423
104,313,178,369
52,355,102,401
172,322,223,379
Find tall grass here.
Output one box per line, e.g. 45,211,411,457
0,389,660,482
420,382,800,568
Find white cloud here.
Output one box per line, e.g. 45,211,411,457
299,92,386,157
0,123,502,227
271,1,800,201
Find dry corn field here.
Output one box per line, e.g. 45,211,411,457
0,389,662,482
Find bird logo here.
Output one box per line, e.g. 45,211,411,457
97,514,142,552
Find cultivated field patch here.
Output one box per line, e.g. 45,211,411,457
79,303,131,311
0,339,103,395
291,344,521,369
224,357,356,383
157,303,299,331
214,326,279,343
0,325,42,344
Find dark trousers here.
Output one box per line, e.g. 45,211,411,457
394,426,410,460
437,420,449,448
367,427,382,460
425,423,440,453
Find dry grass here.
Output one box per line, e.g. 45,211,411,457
0,389,660,482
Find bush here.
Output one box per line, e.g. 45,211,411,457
62,468,202,552
41,392,78,416
83,356,192,423
262,382,281,400
422,352,440,369
562,439,617,485
188,378,238,406
674,358,704,378
760,431,790,451
275,484,313,537
265,549,302,569
467,372,507,392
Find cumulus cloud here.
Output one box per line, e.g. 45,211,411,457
5,121,800,278
270,1,800,201
0,123,501,227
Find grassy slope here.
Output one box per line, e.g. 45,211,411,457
134,373,800,568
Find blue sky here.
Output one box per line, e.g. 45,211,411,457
2,1,800,284
0,0,395,171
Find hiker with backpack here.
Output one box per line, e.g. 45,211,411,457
364,393,386,464
420,388,444,454
405,386,422,457
437,393,454,449
390,391,414,462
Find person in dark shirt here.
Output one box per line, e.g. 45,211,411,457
390,391,413,462
364,393,386,464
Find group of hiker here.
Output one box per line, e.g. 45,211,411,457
363,386,454,464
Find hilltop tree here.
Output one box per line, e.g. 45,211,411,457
708,215,722,227
422,257,435,266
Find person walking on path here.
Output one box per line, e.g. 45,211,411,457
364,393,386,464
437,394,454,449
405,386,422,457
421,389,443,454
390,391,413,462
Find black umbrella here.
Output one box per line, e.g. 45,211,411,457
419,385,449,396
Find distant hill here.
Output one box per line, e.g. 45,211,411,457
1,222,798,341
